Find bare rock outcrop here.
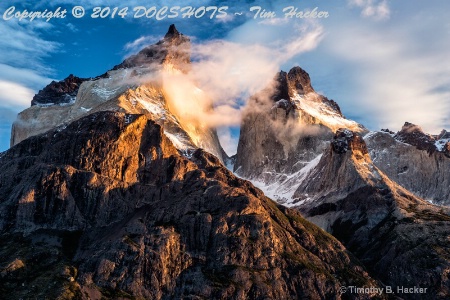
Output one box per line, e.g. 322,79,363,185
365,123,450,206
113,24,190,73
31,74,87,106
294,129,450,299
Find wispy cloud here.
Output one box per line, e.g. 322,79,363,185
323,16,450,133
348,0,390,20
0,22,60,72
66,23,78,32
0,81,35,110
0,12,61,151
139,19,325,159
123,35,159,58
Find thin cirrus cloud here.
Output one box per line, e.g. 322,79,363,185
123,35,159,58
348,0,390,20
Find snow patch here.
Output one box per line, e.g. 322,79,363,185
435,139,450,151
249,154,323,207
164,131,195,152
35,96,76,108
92,86,122,100
136,98,165,117
292,93,363,132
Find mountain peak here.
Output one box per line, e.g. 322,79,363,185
287,66,314,95
113,24,190,71
395,121,436,153
164,24,181,39
401,121,424,133
31,74,87,106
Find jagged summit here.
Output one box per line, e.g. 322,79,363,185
363,121,450,206
394,121,450,155
114,24,190,71
235,66,365,183
164,24,181,39
287,66,315,95
269,67,351,128
31,74,87,106
270,67,314,102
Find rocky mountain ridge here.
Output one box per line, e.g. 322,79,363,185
31,74,88,107
234,66,366,206
292,128,450,299
0,111,380,299
365,123,450,206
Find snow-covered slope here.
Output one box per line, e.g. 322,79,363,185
291,92,363,133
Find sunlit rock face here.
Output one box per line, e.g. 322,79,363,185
11,24,228,164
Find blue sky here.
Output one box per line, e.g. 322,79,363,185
1,0,450,154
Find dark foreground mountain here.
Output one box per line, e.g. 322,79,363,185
0,111,380,299
294,129,450,299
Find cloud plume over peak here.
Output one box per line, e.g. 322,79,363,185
149,21,324,132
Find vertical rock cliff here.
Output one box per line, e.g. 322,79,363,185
234,67,365,205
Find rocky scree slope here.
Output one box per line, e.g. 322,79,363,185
0,111,380,299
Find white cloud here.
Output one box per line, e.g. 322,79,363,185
321,16,450,133
348,0,390,20
131,19,325,158
217,127,238,156
0,81,35,110
0,64,54,90
0,9,60,151
66,23,78,32
123,35,159,58
178,22,323,124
